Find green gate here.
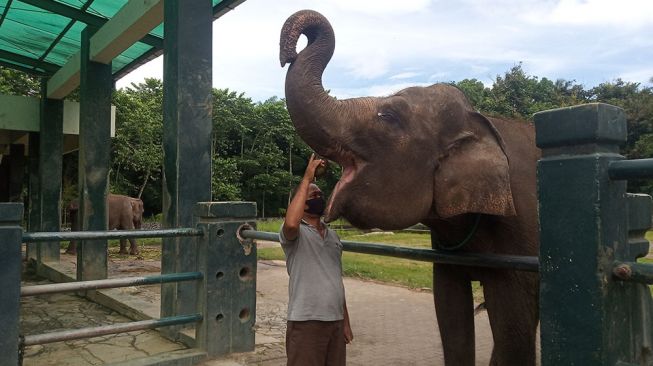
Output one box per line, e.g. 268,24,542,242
0,202,257,366
536,103,653,365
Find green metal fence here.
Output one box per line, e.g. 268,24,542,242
536,103,653,365
0,201,257,366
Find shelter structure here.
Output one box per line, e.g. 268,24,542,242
0,0,245,348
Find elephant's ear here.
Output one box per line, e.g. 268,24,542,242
433,112,516,219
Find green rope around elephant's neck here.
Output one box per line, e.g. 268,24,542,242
432,213,482,251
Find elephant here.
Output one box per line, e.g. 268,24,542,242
280,10,540,366
66,194,145,255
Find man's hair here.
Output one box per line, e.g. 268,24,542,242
288,182,320,204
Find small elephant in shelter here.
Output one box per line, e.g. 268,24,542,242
66,194,145,255
280,10,540,366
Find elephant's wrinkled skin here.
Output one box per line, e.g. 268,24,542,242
66,194,145,255
280,10,540,366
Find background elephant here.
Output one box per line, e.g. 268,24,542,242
280,10,540,366
66,194,145,255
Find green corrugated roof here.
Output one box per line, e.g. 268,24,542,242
0,0,240,79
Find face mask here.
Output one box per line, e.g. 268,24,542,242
305,196,326,216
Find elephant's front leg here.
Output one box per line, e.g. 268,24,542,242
119,239,129,254
433,264,475,366
128,238,139,255
65,240,77,254
482,271,538,366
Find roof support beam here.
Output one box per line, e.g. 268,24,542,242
212,0,246,19
18,0,104,27
46,52,80,99
18,0,163,49
90,0,163,64
116,0,246,81
47,0,164,99
0,50,59,73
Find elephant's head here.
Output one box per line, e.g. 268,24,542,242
280,10,515,230
130,198,144,229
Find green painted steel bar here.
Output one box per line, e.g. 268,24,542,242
194,202,258,357
22,314,202,346
161,0,213,336
78,25,112,281
38,80,64,263
240,230,539,272
609,158,653,180
26,132,40,262
21,272,203,297
613,261,653,284
0,203,23,366
22,228,203,243
535,103,653,365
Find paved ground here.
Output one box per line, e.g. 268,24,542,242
20,243,524,365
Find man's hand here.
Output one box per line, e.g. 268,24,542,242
303,153,326,182
344,322,353,344
344,301,353,344
282,154,326,241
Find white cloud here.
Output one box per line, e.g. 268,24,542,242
390,71,422,80
330,0,432,15
618,68,653,85
523,0,653,28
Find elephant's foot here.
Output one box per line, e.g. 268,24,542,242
129,248,140,256
118,249,129,255
65,249,76,255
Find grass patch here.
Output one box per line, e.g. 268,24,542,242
256,219,284,233
258,246,432,288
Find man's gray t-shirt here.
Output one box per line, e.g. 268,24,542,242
279,220,345,321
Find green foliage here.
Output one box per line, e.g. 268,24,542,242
0,66,40,97
110,78,164,213
456,63,589,121
212,156,241,200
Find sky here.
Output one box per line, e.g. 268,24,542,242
116,0,653,102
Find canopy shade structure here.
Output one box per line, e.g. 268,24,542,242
0,0,243,98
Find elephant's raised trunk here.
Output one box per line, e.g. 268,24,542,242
280,9,345,158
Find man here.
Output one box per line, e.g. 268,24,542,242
280,154,353,366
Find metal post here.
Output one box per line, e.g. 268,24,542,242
78,25,112,281
535,103,653,364
161,0,213,336
38,80,64,265
194,202,257,357
7,144,26,202
27,132,40,262
0,203,24,366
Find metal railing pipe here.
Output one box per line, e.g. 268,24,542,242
612,261,653,284
22,228,204,243
609,158,653,180
21,272,203,297
22,314,202,346
240,229,539,272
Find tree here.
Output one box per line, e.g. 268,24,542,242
0,66,40,97
112,78,164,213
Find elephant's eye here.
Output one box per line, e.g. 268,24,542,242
377,111,398,123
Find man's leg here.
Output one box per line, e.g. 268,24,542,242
325,320,346,366
286,321,330,366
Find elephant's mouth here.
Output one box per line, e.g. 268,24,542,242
324,149,364,223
